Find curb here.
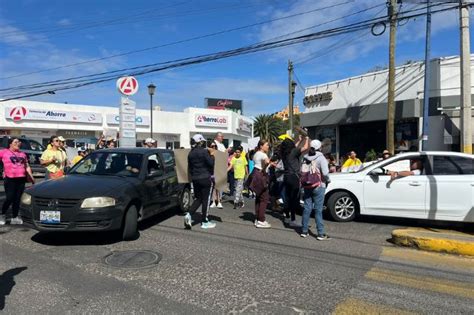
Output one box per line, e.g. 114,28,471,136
391,228,474,257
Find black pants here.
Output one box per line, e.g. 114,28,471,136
2,177,26,218
227,170,235,196
188,178,214,223
284,173,300,221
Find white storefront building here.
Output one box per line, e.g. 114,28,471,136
0,100,254,149
301,55,474,160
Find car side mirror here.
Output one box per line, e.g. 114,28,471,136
369,168,384,177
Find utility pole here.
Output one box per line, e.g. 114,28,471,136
460,0,472,154
288,60,294,136
387,0,398,155
421,0,432,151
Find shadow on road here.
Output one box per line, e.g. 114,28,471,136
0,267,27,311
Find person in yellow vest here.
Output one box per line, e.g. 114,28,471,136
341,151,362,173
72,147,87,166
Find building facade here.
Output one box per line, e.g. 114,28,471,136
301,55,474,161
0,100,254,149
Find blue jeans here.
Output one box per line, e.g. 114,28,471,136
302,186,326,235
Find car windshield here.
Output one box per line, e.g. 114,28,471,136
69,152,143,177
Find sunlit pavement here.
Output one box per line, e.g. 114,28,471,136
1,192,473,314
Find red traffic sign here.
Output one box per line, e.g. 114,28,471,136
117,76,139,96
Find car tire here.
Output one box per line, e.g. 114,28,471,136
327,192,357,222
122,205,139,241
178,186,192,214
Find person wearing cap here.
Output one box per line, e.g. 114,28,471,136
300,140,330,240
382,149,391,160
183,134,216,229
72,147,87,166
144,138,157,148
41,135,66,179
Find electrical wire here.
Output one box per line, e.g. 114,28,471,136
0,3,466,101
0,0,352,80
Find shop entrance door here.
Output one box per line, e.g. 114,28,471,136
339,121,386,160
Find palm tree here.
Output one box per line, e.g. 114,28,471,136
253,114,285,146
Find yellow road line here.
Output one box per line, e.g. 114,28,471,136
333,297,416,315
366,267,474,300
382,247,474,272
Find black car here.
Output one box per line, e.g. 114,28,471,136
20,148,192,240
0,136,45,175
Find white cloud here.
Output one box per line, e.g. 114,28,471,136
57,18,71,26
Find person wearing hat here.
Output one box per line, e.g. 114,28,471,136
300,140,330,240
382,149,391,160
144,138,157,148
72,147,87,166
183,134,216,229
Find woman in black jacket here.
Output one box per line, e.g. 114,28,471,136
184,134,216,229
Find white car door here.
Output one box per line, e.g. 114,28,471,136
363,158,427,218
426,155,474,221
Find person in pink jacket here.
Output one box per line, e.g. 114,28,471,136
0,137,35,225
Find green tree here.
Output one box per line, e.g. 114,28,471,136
253,114,285,146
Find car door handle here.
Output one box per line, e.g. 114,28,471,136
409,182,421,186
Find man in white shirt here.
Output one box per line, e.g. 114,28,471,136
214,132,226,152
211,132,226,208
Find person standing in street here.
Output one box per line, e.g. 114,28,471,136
184,134,216,229
41,135,66,180
0,137,35,225
300,140,330,240
211,132,226,208
251,139,272,228
280,134,310,228
341,151,362,173
228,146,248,209
72,147,87,166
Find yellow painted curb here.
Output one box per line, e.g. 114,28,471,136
391,229,474,257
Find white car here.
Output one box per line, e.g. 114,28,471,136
325,151,474,223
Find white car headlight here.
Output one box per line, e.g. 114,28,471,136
81,197,116,208
20,193,32,205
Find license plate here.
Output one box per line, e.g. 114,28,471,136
40,211,61,224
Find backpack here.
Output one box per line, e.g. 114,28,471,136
300,157,321,188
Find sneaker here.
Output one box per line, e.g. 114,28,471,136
289,220,301,228
277,198,284,205
284,217,291,224
10,217,23,225
217,202,223,209
210,202,216,208
184,213,192,229
300,232,308,238
255,221,271,228
201,221,216,229
316,234,330,241
240,202,245,208
0,215,5,225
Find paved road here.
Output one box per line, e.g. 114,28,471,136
1,195,473,314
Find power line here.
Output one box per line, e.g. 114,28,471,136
0,3,465,101
0,0,352,80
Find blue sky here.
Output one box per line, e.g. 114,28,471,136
0,0,471,116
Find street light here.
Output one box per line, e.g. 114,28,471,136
289,80,297,133
147,83,156,139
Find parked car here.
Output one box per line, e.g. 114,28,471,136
324,151,474,223
20,148,192,240
0,136,45,175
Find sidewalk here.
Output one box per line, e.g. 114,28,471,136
391,227,474,257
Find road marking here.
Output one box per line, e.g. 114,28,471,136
382,247,474,272
333,297,415,315
366,267,474,300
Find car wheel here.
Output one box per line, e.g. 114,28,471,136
122,205,139,241
179,186,192,214
327,192,357,222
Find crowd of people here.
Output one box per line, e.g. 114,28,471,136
184,130,332,240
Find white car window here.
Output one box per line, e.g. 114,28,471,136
432,156,474,175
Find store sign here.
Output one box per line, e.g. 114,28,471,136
5,106,103,124
62,130,96,137
117,76,139,96
195,114,228,127
303,92,333,106
205,98,243,114
106,114,150,126
237,118,252,133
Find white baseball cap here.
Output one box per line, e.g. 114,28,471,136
310,139,322,150
145,138,156,144
192,134,206,143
